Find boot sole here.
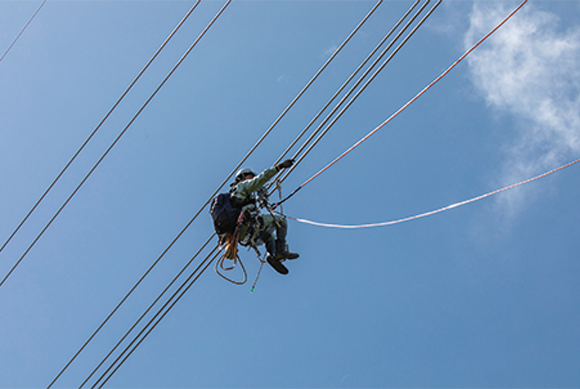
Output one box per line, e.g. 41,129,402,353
267,257,289,275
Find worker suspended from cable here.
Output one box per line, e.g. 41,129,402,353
210,159,299,275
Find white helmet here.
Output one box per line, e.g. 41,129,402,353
234,168,256,184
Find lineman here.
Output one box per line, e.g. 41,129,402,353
230,160,299,275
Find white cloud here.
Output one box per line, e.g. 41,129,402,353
323,44,338,58
276,74,289,86
464,2,580,209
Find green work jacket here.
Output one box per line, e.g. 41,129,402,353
231,166,278,241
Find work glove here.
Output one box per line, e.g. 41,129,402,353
276,159,294,171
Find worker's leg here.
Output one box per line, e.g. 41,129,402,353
260,217,288,275
261,214,298,260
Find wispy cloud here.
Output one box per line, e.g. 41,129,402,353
323,43,338,58
464,2,580,209
276,74,289,86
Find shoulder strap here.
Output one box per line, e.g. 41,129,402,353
230,187,256,208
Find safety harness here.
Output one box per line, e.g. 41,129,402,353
215,181,284,291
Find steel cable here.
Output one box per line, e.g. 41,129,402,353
278,0,442,188
86,4,441,384
0,0,229,289
0,0,201,256
93,249,220,388
87,4,440,385
87,1,530,385
45,2,226,386
278,0,528,206
0,0,47,64
270,0,422,172
268,0,436,198
49,1,381,386
78,235,216,388
89,2,437,383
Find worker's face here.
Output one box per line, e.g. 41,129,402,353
243,173,255,182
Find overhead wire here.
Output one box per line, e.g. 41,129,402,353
286,158,580,229
83,2,384,384
85,2,442,385
49,1,383,386
78,235,216,389
276,0,529,207
93,250,219,389
277,0,442,187
0,0,229,289
83,1,530,385
0,1,201,256
269,0,422,173
46,2,229,386
0,0,47,64
147,0,383,236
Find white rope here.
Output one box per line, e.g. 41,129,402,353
286,158,580,229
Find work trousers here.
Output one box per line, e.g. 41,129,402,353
261,213,288,257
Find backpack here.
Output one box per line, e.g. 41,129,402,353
209,192,242,235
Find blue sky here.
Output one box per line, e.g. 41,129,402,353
1,0,579,387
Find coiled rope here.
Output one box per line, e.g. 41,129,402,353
215,211,248,285
284,158,580,229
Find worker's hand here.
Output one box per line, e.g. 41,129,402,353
276,159,294,171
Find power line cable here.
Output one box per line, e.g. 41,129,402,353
0,0,229,289
89,4,441,383
278,0,441,186
45,2,229,386
0,0,201,255
49,3,382,385
86,3,435,383
78,235,216,389
271,0,437,193
0,0,46,64
270,0,422,171
81,3,443,383
277,0,528,207
94,250,219,388
88,2,529,384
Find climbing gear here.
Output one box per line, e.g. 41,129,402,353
257,189,299,262
214,176,301,286
250,249,267,293
214,189,283,284
215,211,248,285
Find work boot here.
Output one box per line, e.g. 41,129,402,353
267,254,289,275
275,240,299,261
275,251,300,261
